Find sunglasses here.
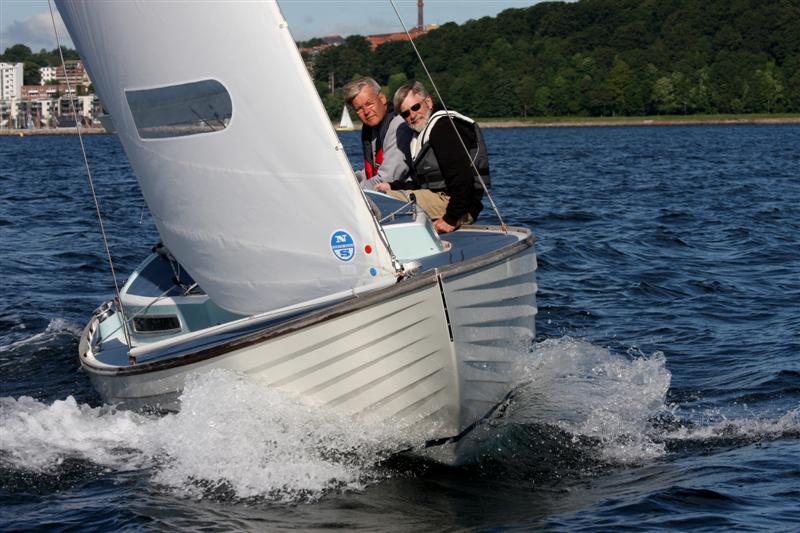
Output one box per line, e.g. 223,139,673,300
400,102,423,119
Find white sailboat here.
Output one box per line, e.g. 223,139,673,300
337,105,355,131
58,0,537,462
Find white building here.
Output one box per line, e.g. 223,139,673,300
40,66,57,85
0,62,24,101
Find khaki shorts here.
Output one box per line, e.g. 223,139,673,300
387,189,474,225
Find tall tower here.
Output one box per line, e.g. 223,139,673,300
418,0,424,30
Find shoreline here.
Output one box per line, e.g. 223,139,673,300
2,116,799,136
0,127,109,136
476,116,800,128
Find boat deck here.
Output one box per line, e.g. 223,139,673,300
90,193,530,371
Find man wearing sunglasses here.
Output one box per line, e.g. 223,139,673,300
344,77,414,191
374,81,489,234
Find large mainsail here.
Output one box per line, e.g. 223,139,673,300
56,1,397,315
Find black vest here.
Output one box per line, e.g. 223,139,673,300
412,111,491,191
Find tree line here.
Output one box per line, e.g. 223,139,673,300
308,0,799,119
5,0,797,119
1,44,80,86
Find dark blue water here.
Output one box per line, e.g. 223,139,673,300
2,125,799,531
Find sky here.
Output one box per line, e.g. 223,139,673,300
1,0,543,53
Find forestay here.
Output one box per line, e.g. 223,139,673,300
56,0,396,315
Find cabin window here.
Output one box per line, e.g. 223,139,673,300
132,315,181,334
125,79,232,139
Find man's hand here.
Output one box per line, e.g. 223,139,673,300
373,182,391,193
433,218,457,234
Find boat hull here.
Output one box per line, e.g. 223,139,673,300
81,230,537,447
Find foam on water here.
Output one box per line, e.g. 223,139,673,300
0,395,148,471
143,370,411,500
0,318,82,355
663,407,800,442
0,369,412,502
506,336,673,463
501,337,799,467
2,336,796,502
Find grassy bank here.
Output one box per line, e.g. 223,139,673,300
476,113,800,128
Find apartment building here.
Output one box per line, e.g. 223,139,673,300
1,62,24,100
22,84,77,99
55,60,91,86
40,66,58,85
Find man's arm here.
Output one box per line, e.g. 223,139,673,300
429,121,476,226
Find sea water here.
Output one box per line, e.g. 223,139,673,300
1,125,798,530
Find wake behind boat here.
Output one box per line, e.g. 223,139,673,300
58,0,537,462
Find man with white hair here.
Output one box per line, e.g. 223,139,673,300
374,81,489,234
344,77,413,190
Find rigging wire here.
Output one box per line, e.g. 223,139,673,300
379,196,418,224
47,0,133,352
388,0,508,232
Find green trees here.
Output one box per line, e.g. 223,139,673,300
309,0,799,118
312,35,374,92
2,44,34,63
1,44,81,86
23,63,42,85
5,0,796,119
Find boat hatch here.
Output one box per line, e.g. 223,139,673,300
118,250,246,344
366,191,447,261
123,250,202,299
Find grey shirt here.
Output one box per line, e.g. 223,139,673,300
356,114,414,190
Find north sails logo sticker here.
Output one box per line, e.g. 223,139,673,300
330,230,355,261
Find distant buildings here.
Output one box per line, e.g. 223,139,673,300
1,62,24,128
320,35,345,47
365,25,436,49
300,0,435,59
1,62,24,101
299,24,437,77
52,60,91,86
0,60,100,129
365,0,436,49
2,17,439,131
37,61,91,87
22,84,76,99
40,66,57,85
299,35,349,73
6,88,99,129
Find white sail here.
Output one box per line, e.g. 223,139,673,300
56,1,397,316
338,105,354,130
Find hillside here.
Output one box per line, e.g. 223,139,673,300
4,0,797,120
310,0,799,118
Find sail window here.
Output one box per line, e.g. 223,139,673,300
132,315,181,334
126,79,232,139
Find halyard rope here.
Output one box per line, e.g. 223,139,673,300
47,0,133,352
388,0,508,232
